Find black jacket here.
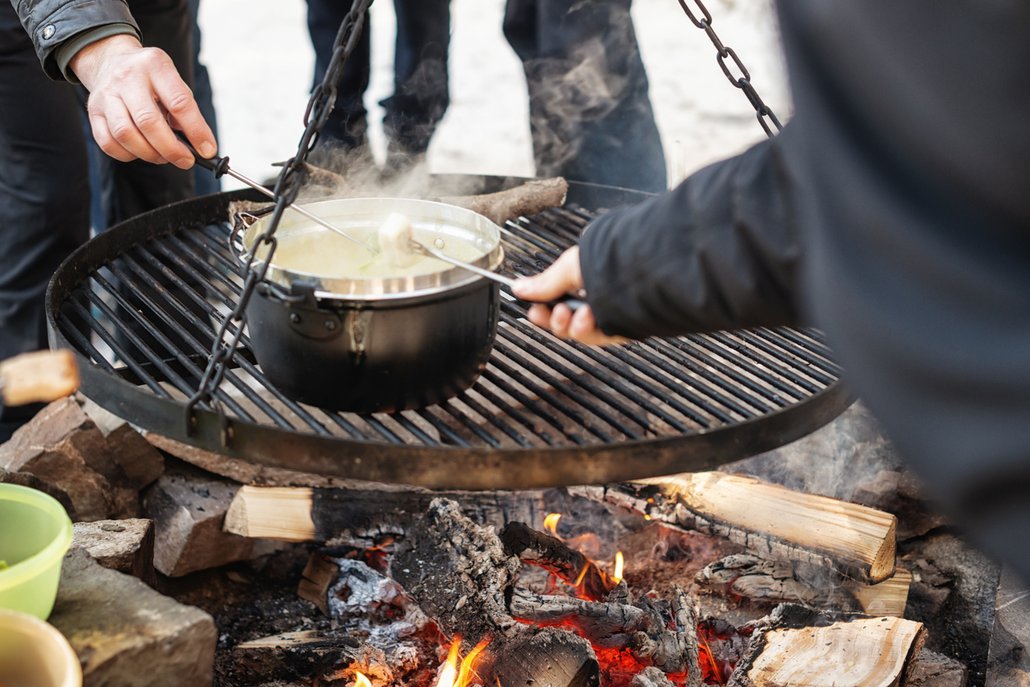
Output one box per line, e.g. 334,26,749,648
10,0,139,79
582,1,1030,579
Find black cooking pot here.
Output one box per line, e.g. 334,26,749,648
234,197,505,412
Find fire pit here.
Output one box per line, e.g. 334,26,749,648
45,176,850,489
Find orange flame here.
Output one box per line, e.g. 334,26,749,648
543,513,562,537
611,551,624,585
353,672,373,687
434,638,461,687
456,638,490,687
434,636,491,687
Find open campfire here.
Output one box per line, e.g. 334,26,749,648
0,396,1013,687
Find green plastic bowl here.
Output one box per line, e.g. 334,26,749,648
0,484,73,619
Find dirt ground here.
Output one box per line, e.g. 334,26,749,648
198,0,789,189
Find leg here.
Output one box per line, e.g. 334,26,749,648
383,0,451,165
188,0,220,195
0,3,90,437
504,0,667,192
307,0,372,152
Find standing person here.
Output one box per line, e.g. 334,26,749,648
503,0,667,192
0,0,213,441
513,3,1030,580
305,0,450,176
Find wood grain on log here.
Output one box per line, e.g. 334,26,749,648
575,471,897,583
727,605,925,687
224,484,549,545
695,554,912,617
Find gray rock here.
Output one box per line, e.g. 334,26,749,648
49,549,216,687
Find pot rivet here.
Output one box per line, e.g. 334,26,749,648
324,320,337,331
290,313,302,324
433,237,446,249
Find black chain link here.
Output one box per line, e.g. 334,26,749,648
185,0,374,439
676,0,782,137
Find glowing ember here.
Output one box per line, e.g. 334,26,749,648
611,551,624,584
543,513,562,537
353,672,373,687
435,636,490,687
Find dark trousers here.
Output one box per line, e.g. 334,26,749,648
503,0,667,192
0,0,194,437
306,0,450,157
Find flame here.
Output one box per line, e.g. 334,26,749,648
543,513,562,537
353,672,372,687
434,638,461,687
611,551,624,585
434,636,490,687
573,563,590,587
456,638,490,687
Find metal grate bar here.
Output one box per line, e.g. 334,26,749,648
756,327,840,376
634,339,773,417
496,324,666,436
413,409,472,447
100,262,309,431
499,301,732,427
58,302,118,373
68,293,171,398
86,269,255,420
116,251,338,432
487,347,617,443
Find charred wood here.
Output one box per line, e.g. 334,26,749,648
489,628,599,687
501,521,612,601
509,587,701,684
390,498,522,645
224,484,547,545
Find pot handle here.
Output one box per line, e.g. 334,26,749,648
229,211,261,257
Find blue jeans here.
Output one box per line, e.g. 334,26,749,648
306,0,450,158
504,0,666,192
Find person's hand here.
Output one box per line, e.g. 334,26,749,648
70,34,216,169
512,247,628,346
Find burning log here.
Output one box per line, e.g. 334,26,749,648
695,554,912,617
223,484,548,545
490,629,600,687
510,587,702,683
726,604,925,687
390,498,600,683
574,471,897,583
632,667,677,687
391,498,522,644
500,521,612,600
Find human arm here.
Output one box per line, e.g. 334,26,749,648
10,0,215,168
514,130,805,344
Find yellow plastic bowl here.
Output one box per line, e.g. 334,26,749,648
0,609,81,687
0,484,73,619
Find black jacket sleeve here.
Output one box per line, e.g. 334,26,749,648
579,126,804,339
10,0,139,80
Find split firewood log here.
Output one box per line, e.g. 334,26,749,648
726,604,925,687
573,471,897,584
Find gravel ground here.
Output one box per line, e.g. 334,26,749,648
198,0,789,189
